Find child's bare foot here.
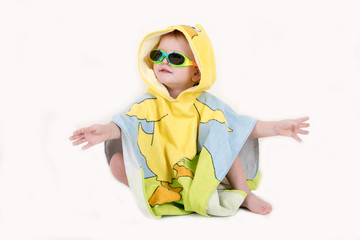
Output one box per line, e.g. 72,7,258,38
241,192,272,215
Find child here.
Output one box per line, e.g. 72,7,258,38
70,25,309,217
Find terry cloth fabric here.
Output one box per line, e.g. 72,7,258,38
105,24,261,218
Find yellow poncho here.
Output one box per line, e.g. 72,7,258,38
105,24,260,217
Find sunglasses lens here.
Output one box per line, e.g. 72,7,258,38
169,53,185,65
150,50,163,61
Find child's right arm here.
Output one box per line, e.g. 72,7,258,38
69,122,121,150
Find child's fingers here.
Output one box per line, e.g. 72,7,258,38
298,123,310,129
296,116,310,123
72,138,87,146
82,143,93,150
69,134,83,141
293,134,302,142
85,124,102,134
70,127,94,140
71,129,86,138
298,129,309,135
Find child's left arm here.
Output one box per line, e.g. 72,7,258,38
249,117,310,142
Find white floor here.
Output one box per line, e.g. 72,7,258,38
1,1,360,239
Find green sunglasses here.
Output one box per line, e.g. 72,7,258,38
150,49,197,68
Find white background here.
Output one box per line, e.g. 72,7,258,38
1,0,360,239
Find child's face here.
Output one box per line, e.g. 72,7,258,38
153,34,200,96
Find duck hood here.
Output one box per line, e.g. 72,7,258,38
138,24,216,101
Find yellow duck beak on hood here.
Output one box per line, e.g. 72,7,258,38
138,24,216,101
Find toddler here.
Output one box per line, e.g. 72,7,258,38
70,25,309,217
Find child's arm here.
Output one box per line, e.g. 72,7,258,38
70,122,121,150
249,117,310,142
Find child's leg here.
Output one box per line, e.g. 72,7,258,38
109,152,129,187
226,156,272,215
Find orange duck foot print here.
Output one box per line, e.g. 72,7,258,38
161,181,182,193
173,163,194,179
148,182,182,207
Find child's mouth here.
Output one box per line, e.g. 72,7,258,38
159,68,172,74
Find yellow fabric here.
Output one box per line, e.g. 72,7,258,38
132,25,220,210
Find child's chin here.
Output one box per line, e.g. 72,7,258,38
157,77,172,85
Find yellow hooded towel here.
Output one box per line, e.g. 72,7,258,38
105,24,261,218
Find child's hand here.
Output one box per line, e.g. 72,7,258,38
70,123,118,150
275,117,310,142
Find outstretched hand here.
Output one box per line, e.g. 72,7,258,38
70,124,112,150
275,117,310,142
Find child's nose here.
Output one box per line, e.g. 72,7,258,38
162,57,170,65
